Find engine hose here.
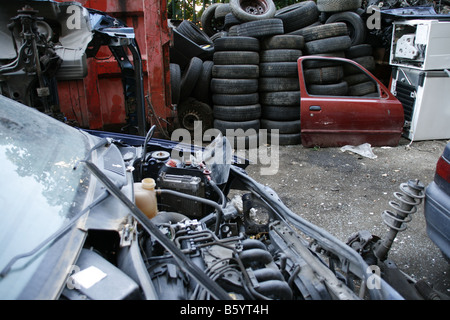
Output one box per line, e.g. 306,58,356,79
255,280,293,300
239,248,273,268
156,189,224,236
241,239,267,251
209,179,227,208
253,268,284,282
232,252,271,300
151,211,190,225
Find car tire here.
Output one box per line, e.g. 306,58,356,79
325,11,366,46
230,0,276,22
343,73,370,86
193,61,214,103
260,49,303,62
301,52,346,69
292,22,348,42
317,0,362,12
213,104,262,121
180,57,203,101
261,119,301,134
269,132,301,145
212,93,260,106
213,36,260,51
274,1,319,33
307,81,348,96
304,65,344,84
212,64,259,79
304,35,351,55
210,31,228,42
260,62,298,77
352,55,376,71
215,3,232,18
347,81,377,96
170,63,181,105
235,18,284,38
177,20,213,46
261,34,305,50
223,12,243,30
213,51,260,65
201,3,224,37
259,77,300,92
260,91,300,105
178,97,213,133
345,44,373,59
262,105,300,121
211,78,259,94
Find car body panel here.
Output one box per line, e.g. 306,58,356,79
298,56,404,148
424,182,450,260
424,142,450,260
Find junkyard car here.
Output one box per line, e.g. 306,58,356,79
424,142,450,262
3,94,446,301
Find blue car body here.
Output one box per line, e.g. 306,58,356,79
424,142,450,260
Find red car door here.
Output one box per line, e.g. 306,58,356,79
297,56,404,148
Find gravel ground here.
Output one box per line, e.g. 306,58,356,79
243,137,450,297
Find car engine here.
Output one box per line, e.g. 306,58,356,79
61,130,448,301
134,138,294,300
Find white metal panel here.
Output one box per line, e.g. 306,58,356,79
409,74,450,140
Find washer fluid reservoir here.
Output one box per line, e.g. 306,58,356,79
134,178,158,219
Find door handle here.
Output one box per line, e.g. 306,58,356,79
309,106,321,111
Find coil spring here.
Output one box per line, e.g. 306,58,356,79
381,179,425,232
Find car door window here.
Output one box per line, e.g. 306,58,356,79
302,58,379,98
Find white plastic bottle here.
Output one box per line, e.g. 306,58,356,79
134,178,158,219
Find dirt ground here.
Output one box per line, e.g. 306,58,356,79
243,137,450,296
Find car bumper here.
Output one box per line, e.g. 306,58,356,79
424,181,450,260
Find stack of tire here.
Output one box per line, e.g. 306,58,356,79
344,44,378,97
274,1,320,34
259,35,303,146
211,36,261,148
316,0,366,47
172,20,216,136
175,57,214,136
296,22,352,96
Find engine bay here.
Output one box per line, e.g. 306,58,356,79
60,131,411,301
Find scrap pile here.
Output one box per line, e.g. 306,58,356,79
170,0,378,146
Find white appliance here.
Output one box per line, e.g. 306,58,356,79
390,19,450,141
391,68,450,141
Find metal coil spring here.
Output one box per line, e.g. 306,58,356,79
381,179,425,232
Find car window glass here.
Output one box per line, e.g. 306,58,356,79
0,99,90,299
302,58,379,98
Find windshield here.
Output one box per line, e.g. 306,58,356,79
0,97,90,299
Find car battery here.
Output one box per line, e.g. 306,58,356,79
156,171,206,218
